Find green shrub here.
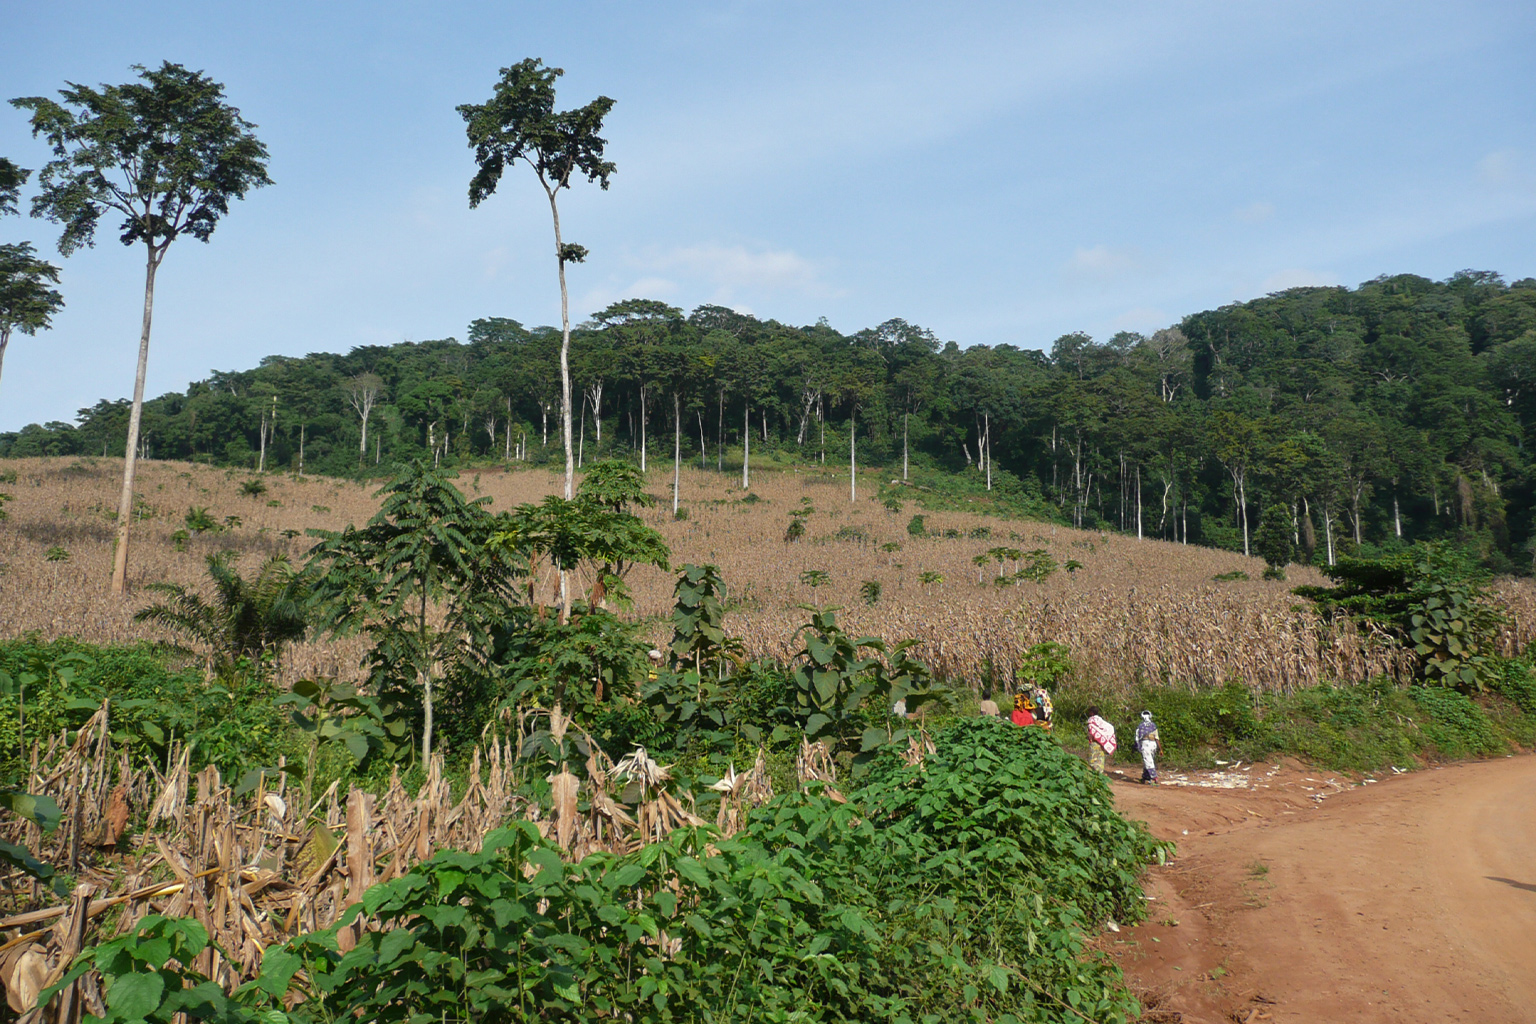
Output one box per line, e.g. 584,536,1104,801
225,719,1161,1024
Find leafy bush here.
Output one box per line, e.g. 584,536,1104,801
1294,542,1505,692
184,506,220,533
221,719,1161,1024
905,514,925,536
0,640,293,778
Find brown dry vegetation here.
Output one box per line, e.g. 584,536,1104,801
4,455,1535,692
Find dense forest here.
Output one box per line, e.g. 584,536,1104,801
5,271,1536,569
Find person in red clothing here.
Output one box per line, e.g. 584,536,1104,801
1010,692,1036,727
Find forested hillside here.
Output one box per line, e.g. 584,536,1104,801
6,271,1536,568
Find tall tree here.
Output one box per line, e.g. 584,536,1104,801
459,59,616,502
0,243,64,396
13,63,271,595
344,372,383,467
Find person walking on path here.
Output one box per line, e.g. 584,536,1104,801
1086,706,1116,772
1135,710,1161,784
1011,692,1036,727
1032,686,1054,731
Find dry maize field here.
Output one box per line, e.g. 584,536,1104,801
4,455,1535,694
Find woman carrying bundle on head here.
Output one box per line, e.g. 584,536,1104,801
1031,686,1054,731
1135,710,1161,784
1086,706,1116,772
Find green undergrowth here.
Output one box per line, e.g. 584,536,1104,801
1051,662,1536,774
881,468,1062,523
59,718,1167,1024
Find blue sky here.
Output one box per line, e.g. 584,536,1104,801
2,0,1533,430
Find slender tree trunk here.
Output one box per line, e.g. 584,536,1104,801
742,402,750,489
419,589,433,765
984,413,992,492
850,406,857,504
903,410,909,481
1393,493,1402,538
1324,502,1336,565
546,188,575,501
588,381,603,443
639,386,648,473
717,391,724,472
1238,472,1250,557
578,397,586,468
112,246,164,596
0,327,10,394
698,410,706,469
356,398,370,467
818,396,825,464
673,391,681,516
1136,464,1143,540
299,423,306,475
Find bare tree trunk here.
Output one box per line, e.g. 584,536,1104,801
259,396,275,472
1238,472,1250,557
1324,502,1336,565
717,391,724,472
639,385,648,473
1136,464,1143,540
587,380,604,443
578,396,586,468
546,189,575,502
299,423,306,475
673,392,681,516
0,327,10,393
111,247,164,596
903,410,909,481
850,406,857,504
984,412,992,492
698,410,706,469
742,402,750,490
1393,492,1402,538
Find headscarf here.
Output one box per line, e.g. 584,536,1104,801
1135,710,1158,745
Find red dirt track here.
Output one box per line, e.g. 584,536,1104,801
1107,755,1536,1023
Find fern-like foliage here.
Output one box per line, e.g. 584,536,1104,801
134,552,309,673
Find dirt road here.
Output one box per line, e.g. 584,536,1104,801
1107,754,1536,1023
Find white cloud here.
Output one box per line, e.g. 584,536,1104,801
1234,201,1275,223
1259,268,1339,293
621,242,838,307
1066,244,1142,278
1109,306,1169,333
1479,150,1519,185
